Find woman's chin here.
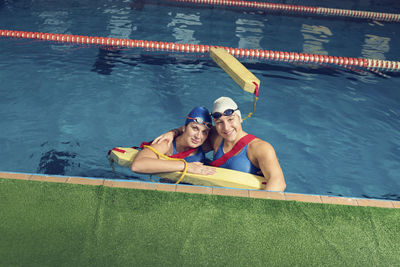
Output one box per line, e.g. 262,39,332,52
223,132,236,142
189,140,201,148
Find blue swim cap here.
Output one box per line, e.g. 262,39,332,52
185,106,212,128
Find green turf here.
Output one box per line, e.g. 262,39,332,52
1,178,399,266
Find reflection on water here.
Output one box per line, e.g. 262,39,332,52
361,34,390,60
301,23,332,55
37,11,71,34
168,12,201,44
235,18,264,49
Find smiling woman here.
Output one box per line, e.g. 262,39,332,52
210,97,286,191
131,106,215,176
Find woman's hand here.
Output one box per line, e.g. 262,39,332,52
153,131,175,146
187,162,216,175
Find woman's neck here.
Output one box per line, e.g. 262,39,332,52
223,130,247,151
175,135,192,152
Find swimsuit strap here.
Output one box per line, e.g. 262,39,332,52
209,134,257,167
133,139,195,159
170,139,197,159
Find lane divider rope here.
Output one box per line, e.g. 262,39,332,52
169,0,400,23
1,29,399,72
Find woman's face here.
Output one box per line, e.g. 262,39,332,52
213,113,242,142
182,122,210,148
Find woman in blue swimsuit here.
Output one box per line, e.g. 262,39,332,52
209,97,285,191
154,97,286,192
131,107,216,176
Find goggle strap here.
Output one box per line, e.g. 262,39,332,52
212,108,238,119
187,116,211,128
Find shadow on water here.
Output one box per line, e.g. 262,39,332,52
91,48,122,75
91,47,210,75
36,141,81,176
36,141,147,180
129,0,146,10
37,149,78,175
90,48,355,78
362,193,400,201
243,61,344,80
327,191,400,201
89,46,399,82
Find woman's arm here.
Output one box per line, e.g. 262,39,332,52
152,126,185,146
131,141,184,173
131,141,216,175
249,140,286,191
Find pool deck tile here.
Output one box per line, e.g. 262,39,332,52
31,174,69,183
67,177,105,186
105,180,156,190
392,201,400,209
103,180,115,187
320,196,358,206
212,187,250,198
2,172,400,209
284,192,323,204
155,183,177,192
0,172,32,180
356,198,395,208
176,184,213,195
249,190,285,200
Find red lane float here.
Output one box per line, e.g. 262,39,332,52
170,0,400,23
1,29,399,72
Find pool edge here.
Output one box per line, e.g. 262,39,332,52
1,171,398,209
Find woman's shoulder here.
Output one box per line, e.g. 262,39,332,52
248,137,275,154
151,139,174,155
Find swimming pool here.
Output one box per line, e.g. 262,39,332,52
1,0,399,200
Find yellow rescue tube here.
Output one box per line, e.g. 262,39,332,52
209,47,260,94
109,147,267,190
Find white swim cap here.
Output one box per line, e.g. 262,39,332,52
211,97,241,119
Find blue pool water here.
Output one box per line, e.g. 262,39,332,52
0,0,399,200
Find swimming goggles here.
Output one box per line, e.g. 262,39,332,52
186,116,212,128
211,108,239,119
